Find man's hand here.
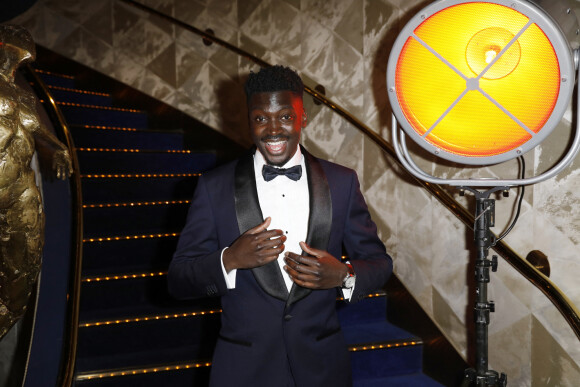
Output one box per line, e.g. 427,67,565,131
223,217,285,272
284,242,348,289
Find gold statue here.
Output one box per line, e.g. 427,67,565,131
0,25,72,340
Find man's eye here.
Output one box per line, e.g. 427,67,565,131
255,116,265,122
282,114,293,120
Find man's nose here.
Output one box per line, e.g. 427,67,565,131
266,119,282,134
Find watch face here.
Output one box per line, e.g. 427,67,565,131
344,275,355,289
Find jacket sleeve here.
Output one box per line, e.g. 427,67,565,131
342,171,393,302
168,175,230,299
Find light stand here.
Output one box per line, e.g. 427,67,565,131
459,186,509,387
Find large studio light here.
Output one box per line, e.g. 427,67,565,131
387,1,580,385
387,0,580,186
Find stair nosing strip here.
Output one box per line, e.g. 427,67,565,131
83,200,191,209
74,360,213,381
45,84,111,97
348,337,423,352
79,308,222,328
70,124,140,131
83,232,180,243
82,271,167,283
34,68,74,79
76,147,193,154
49,101,144,113
69,124,185,134
80,173,201,179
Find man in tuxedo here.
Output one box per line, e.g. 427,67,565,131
168,65,392,387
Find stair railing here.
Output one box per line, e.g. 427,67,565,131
23,65,84,387
120,0,580,342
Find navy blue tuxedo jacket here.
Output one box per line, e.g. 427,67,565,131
168,147,392,387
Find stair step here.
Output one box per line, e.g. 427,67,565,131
337,293,387,326
353,372,444,387
59,104,149,127
83,201,190,238
47,86,113,106
36,70,76,88
74,364,211,386
81,175,199,203
350,337,423,379
79,294,220,328
76,314,220,371
344,320,415,345
70,126,185,150
82,236,179,275
76,150,216,174
78,275,183,320
345,320,423,378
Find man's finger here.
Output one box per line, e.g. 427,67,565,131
257,236,285,251
248,217,271,234
260,229,285,240
285,263,317,284
284,255,314,273
299,241,320,257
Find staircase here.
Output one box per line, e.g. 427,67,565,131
34,62,447,386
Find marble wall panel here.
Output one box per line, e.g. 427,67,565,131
7,0,580,385
433,286,468,357
532,316,580,386
488,315,532,385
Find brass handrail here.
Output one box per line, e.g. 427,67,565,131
120,0,580,340
23,64,84,387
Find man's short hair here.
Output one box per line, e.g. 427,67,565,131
244,65,304,100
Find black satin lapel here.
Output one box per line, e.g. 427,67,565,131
234,153,262,235
303,150,332,252
287,149,332,306
235,152,288,301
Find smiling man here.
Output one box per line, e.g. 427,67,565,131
249,88,304,166
168,65,392,387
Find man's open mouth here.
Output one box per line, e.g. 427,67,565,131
265,140,287,153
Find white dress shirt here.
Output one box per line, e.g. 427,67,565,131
221,147,353,298
253,148,309,291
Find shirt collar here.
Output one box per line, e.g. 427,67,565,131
254,145,303,172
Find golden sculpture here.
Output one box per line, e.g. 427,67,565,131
0,25,72,340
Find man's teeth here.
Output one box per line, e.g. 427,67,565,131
266,140,286,151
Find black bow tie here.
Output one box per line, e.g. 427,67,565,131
262,165,302,182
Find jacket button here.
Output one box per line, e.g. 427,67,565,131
284,314,292,321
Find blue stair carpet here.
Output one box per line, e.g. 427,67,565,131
71,126,185,150
58,104,149,128
47,86,113,106
81,175,198,203
35,69,443,386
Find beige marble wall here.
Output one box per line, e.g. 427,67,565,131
8,0,580,385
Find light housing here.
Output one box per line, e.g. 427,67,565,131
387,0,577,166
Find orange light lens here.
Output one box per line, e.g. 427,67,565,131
395,2,560,158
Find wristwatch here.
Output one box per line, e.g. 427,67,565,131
342,262,356,289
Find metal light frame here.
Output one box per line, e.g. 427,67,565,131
387,0,580,187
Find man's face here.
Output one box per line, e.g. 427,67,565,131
249,90,306,166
